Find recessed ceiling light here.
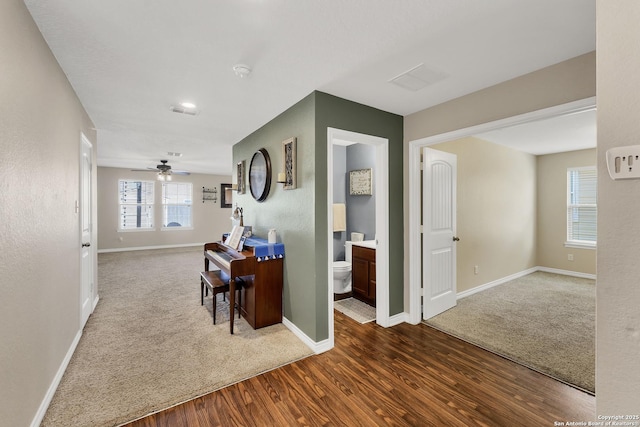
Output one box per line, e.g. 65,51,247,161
180,102,196,109
167,152,182,157
170,104,199,115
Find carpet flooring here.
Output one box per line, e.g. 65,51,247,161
41,247,312,427
425,271,595,394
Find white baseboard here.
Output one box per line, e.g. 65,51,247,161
31,329,83,427
457,267,538,300
536,266,596,280
282,316,332,354
98,243,204,253
457,266,596,300
386,312,408,327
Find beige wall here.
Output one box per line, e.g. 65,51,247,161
537,149,596,274
432,137,537,293
596,0,640,414
404,52,596,143
97,167,232,250
0,1,97,426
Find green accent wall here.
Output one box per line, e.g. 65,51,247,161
314,92,405,334
233,91,403,342
232,93,318,339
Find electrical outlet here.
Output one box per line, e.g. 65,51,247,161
474,265,479,275
606,146,640,179
568,254,574,261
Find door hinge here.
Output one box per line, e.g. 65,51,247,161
420,225,424,234
420,161,424,171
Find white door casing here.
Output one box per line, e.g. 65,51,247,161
325,127,390,353
422,148,457,320
80,134,94,328
408,98,596,325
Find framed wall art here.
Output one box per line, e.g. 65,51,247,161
236,160,246,194
282,137,297,190
349,168,373,195
220,183,233,208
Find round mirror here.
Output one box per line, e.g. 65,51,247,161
249,148,271,202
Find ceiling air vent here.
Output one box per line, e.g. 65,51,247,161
170,105,199,116
389,63,447,92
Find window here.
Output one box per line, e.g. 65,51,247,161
118,180,154,230
567,167,597,247
162,182,192,228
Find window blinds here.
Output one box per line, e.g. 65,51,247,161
567,167,597,244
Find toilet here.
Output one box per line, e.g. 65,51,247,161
334,241,354,294
333,261,352,294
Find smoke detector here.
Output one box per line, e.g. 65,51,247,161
233,64,252,78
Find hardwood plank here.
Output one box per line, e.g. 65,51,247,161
125,310,595,426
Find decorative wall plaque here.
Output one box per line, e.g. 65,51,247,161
349,168,373,195
282,137,297,190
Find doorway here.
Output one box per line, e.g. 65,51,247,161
326,128,389,348
408,97,597,323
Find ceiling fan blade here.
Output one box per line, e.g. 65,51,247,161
130,161,188,174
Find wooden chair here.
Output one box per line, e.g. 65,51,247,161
200,270,242,325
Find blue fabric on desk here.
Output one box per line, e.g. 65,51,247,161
243,236,285,262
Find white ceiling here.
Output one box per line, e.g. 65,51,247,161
24,0,596,175
475,108,597,155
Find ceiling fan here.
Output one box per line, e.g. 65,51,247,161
132,160,190,180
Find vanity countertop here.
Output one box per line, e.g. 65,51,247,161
349,240,376,249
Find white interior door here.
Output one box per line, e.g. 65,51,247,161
422,147,457,320
80,135,94,328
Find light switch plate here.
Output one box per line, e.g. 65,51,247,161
606,146,640,180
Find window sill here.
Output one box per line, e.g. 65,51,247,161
161,226,193,231
564,241,596,250
118,228,155,233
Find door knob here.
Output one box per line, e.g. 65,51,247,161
453,236,460,242
82,242,91,247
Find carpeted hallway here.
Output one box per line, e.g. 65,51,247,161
41,247,312,427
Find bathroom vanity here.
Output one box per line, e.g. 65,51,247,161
351,244,376,307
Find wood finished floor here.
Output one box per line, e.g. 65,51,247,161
125,311,595,427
